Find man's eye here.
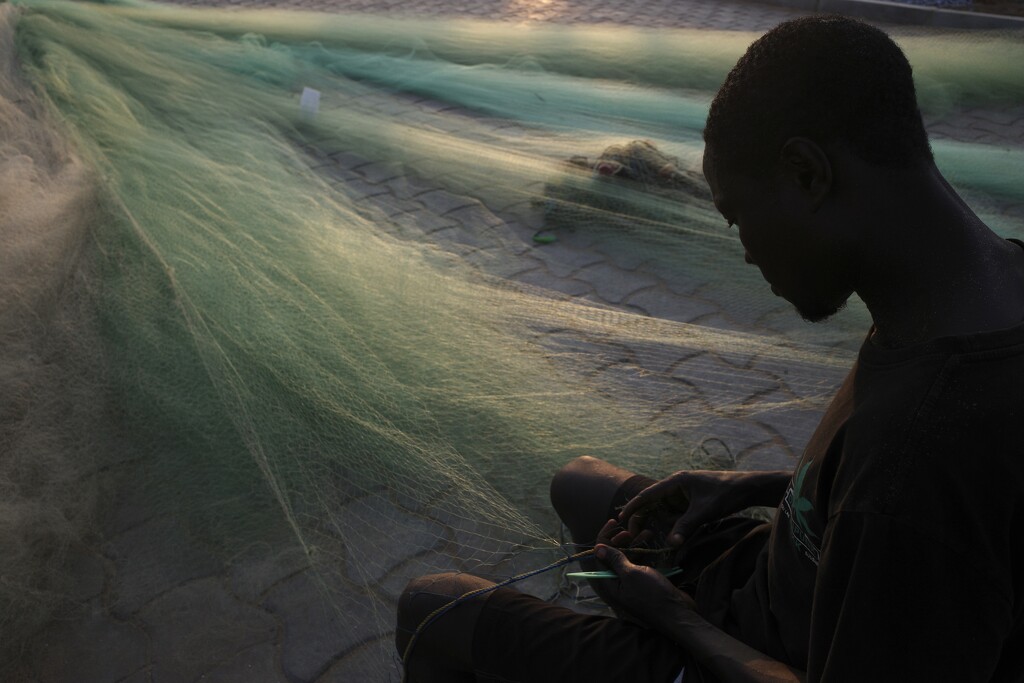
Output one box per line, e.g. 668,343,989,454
727,220,736,230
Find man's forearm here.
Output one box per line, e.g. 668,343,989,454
731,470,792,508
656,594,806,683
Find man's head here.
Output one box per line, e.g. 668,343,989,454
704,16,932,178
703,16,933,322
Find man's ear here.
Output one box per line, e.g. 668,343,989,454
779,137,832,211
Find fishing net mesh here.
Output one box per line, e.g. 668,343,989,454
1,0,1022,678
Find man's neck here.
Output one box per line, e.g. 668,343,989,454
853,167,1024,348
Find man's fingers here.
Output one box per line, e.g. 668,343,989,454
595,543,628,572
596,518,634,548
619,490,652,521
620,473,688,521
619,480,670,520
633,529,655,547
668,515,696,547
626,510,646,537
610,529,633,546
596,518,619,544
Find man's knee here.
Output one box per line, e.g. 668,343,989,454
398,572,476,630
398,574,450,628
550,455,606,513
395,572,494,662
550,455,638,524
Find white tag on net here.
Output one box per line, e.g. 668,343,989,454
299,87,320,116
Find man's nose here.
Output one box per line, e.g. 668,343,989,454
744,251,755,265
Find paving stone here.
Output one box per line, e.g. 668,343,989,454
317,638,399,683
623,285,720,323
425,223,486,248
195,641,282,682
485,192,537,214
140,578,277,683
101,461,164,536
105,516,223,618
376,196,427,222
356,161,404,184
753,406,827,456
422,511,522,577
505,254,547,279
528,240,606,277
593,361,701,416
515,266,595,297
690,280,778,328
64,543,107,602
336,177,392,201
415,188,480,216
663,270,711,298
972,107,1024,127
458,245,508,271
444,202,505,230
326,150,372,172
228,541,310,602
701,343,768,375
490,221,535,255
595,242,655,271
632,342,705,376
737,441,801,471
389,207,460,236
747,353,848,402
377,550,464,601
32,601,148,683
574,261,660,304
386,174,437,201
318,158,363,182
261,569,380,682
670,352,781,408
336,495,446,583
665,415,779,465
685,311,752,334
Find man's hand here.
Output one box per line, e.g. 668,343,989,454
597,521,805,683
619,470,789,547
593,519,695,630
595,517,805,683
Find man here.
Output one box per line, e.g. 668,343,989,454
396,15,1024,682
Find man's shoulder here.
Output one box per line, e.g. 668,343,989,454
829,323,1024,552
848,319,1024,443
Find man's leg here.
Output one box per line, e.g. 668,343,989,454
395,457,642,680
398,571,686,683
396,572,495,682
550,455,656,610
395,458,686,682
550,455,646,543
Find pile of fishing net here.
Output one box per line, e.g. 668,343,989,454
1,0,1022,678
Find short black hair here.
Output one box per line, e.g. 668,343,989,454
704,16,933,176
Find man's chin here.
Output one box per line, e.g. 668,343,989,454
796,299,847,324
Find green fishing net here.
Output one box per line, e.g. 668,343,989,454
1,0,1021,678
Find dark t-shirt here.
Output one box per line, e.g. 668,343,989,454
693,309,1024,680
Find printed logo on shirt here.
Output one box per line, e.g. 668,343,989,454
781,462,821,566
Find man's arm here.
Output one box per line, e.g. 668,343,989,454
661,605,806,683
619,469,792,545
596,543,806,683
